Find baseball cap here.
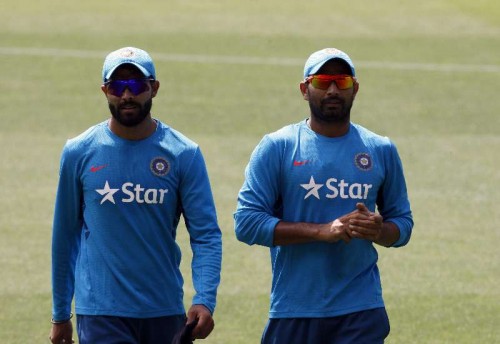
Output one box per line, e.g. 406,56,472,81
303,48,356,78
102,47,156,82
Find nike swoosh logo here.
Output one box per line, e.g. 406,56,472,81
90,165,107,172
293,160,308,166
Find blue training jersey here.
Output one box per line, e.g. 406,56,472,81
51,120,222,321
234,120,413,318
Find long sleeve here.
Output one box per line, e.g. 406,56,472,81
51,143,83,321
377,141,413,247
180,147,222,313
234,136,281,247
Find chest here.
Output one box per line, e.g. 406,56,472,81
280,139,385,203
80,144,179,206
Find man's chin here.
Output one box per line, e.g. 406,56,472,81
118,106,140,116
316,114,349,124
113,112,148,127
121,118,147,127
109,99,152,127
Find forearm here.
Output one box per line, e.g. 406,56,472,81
374,222,400,247
51,225,79,320
190,227,222,313
273,217,351,246
273,221,324,245
191,246,221,313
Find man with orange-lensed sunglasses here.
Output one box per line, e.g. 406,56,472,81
235,48,413,343
49,47,222,344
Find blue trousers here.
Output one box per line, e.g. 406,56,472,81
77,314,186,344
261,308,390,344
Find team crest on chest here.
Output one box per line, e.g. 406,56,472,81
354,153,372,171
150,157,170,176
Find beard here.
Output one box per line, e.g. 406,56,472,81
308,96,352,124
108,99,153,127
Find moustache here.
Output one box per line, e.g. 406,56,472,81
321,97,344,105
119,101,141,109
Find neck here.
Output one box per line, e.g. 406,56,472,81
108,115,157,140
307,117,350,138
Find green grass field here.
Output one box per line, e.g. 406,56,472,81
0,0,499,343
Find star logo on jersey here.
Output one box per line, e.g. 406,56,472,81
95,181,120,204
300,176,324,199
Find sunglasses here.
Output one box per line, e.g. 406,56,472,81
104,78,154,97
305,74,355,90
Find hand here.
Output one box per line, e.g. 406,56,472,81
347,203,384,242
186,304,214,339
320,218,351,243
49,321,74,344
321,208,361,243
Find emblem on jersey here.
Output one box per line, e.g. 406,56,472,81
354,153,372,171
150,157,170,176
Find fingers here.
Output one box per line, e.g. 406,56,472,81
349,226,380,241
331,204,383,243
348,217,383,241
356,202,369,212
49,322,73,344
49,337,75,344
322,204,385,244
346,204,383,241
192,313,214,339
187,304,215,339
353,203,383,224
48,336,74,344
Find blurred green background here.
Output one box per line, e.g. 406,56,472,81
0,0,499,343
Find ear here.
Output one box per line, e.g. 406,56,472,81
151,80,160,98
352,79,359,99
299,81,309,101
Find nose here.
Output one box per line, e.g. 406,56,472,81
325,81,340,96
120,87,135,99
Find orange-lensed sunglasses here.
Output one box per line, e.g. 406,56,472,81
305,74,355,90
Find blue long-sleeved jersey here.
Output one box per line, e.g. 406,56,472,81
234,120,413,318
52,120,222,321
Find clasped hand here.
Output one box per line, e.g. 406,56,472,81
326,203,383,243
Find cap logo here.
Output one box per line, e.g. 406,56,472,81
150,157,170,176
325,48,341,55
354,153,373,171
120,49,135,58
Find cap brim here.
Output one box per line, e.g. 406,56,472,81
104,62,152,81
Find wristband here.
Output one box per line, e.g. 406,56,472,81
51,313,73,324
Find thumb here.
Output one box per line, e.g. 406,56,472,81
356,203,369,212
186,317,199,328
186,311,198,325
